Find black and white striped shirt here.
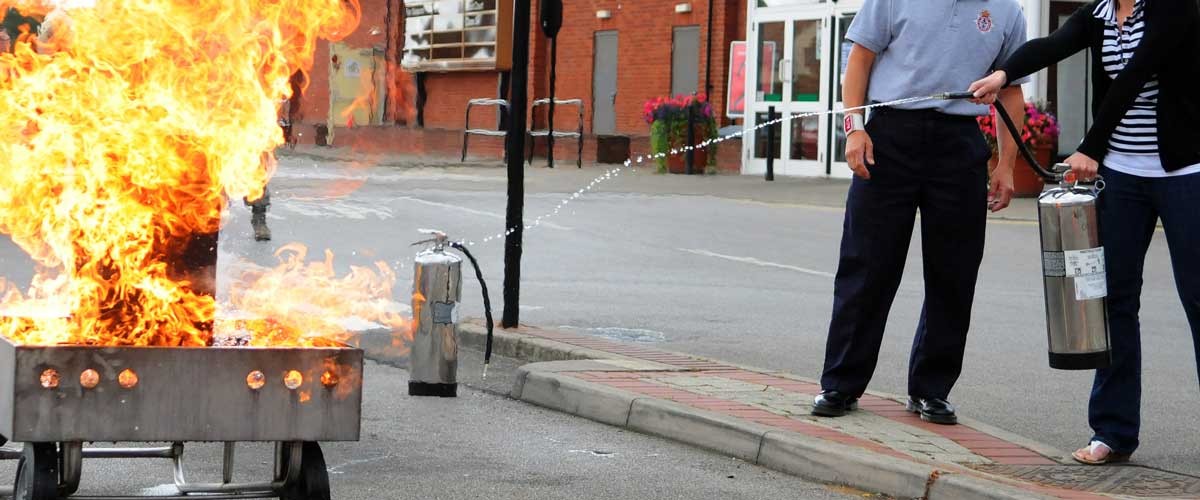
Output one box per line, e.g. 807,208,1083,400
1094,0,1159,155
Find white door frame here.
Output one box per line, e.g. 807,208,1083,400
742,1,866,178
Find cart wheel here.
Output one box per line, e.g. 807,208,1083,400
279,442,330,500
14,443,59,500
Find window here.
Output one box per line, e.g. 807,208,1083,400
402,0,512,72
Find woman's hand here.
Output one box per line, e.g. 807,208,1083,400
1064,152,1100,182
968,71,1007,105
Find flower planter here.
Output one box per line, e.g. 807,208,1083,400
666,147,708,174
644,94,718,174
990,143,1052,197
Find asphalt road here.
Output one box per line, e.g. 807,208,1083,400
0,353,866,499
2,149,1197,479
263,152,1198,476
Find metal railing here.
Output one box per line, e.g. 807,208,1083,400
528,98,584,168
461,98,510,162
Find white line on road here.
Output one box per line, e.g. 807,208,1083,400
678,248,835,278
396,196,573,231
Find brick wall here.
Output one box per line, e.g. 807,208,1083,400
525,0,745,136
300,0,747,170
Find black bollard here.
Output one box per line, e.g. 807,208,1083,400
765,106,775,182
547,37,558,169
686,103,696,175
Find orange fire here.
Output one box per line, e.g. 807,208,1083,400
0,0,407,347
225,243,408,347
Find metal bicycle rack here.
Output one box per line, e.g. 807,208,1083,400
460,98,510,163
527,98,584,169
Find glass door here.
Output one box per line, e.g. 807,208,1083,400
825,9,857,178
745,9,830,177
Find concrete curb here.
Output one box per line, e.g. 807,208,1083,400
515,364,1059,500
466,322,1069,500
459,321,1071,462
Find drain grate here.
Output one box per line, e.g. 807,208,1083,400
973,465,1200,498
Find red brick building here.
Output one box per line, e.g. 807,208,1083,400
298,0,747,169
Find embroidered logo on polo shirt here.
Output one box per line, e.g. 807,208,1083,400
976,10,994,33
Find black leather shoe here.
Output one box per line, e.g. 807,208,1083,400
906,397,958,425
812,391,858,417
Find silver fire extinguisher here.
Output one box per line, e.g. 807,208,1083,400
1036,167,1110,369
409,230,495,396
990,99,1111,370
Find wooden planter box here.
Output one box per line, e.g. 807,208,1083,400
666,149,708,174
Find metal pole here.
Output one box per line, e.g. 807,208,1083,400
547,36,557,169
765,106,775,181
705,0,715,99
686,104,696,175
502,0,532,328
415,73,427,128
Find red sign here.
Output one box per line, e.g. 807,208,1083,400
726,41,775,118
726,41,748,118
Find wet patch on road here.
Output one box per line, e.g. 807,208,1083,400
559,326,666,343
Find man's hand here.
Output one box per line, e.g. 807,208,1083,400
845,130,875,179
1064,152,1100,182
988,164,1014,212
968,71,1007,105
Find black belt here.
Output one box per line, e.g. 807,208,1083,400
870,103,977,124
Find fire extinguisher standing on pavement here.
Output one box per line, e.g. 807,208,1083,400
408,230,495,396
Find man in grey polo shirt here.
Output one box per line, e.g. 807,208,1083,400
812,0,1028,424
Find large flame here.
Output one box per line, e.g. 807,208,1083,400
0,0,405,347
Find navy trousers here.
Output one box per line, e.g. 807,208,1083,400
1088,166,1200,454
820,108,991,400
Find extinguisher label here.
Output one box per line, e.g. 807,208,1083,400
1042,252,1066,277
432,301,457,325
1064,248,1106,278
1063,247,1107,300
1074,273,1108,301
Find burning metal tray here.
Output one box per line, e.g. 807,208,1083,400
0,336,363,443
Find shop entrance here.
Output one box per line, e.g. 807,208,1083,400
743,1,861,178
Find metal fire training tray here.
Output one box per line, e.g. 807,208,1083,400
0,336,363,443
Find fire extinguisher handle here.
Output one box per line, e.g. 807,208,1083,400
411,229,449,248
936,91,977,100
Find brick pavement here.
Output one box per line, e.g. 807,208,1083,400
486,322,1200,500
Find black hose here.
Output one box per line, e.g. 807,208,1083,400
449,242,494,371
991,100,1060,182
939,92,1059,182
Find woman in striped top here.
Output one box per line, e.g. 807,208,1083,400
969,0,1200,466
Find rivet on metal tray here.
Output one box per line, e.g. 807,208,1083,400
284,370,303,390
80,369,100,389
246,370,266,390
321,370,339,388
40,369,60,389
118,369,139,389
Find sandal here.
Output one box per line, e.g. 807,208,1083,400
1072,440,1132,465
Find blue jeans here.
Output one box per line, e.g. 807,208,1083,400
1089,166,1200,454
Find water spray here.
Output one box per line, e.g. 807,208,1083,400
454,92,980,248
